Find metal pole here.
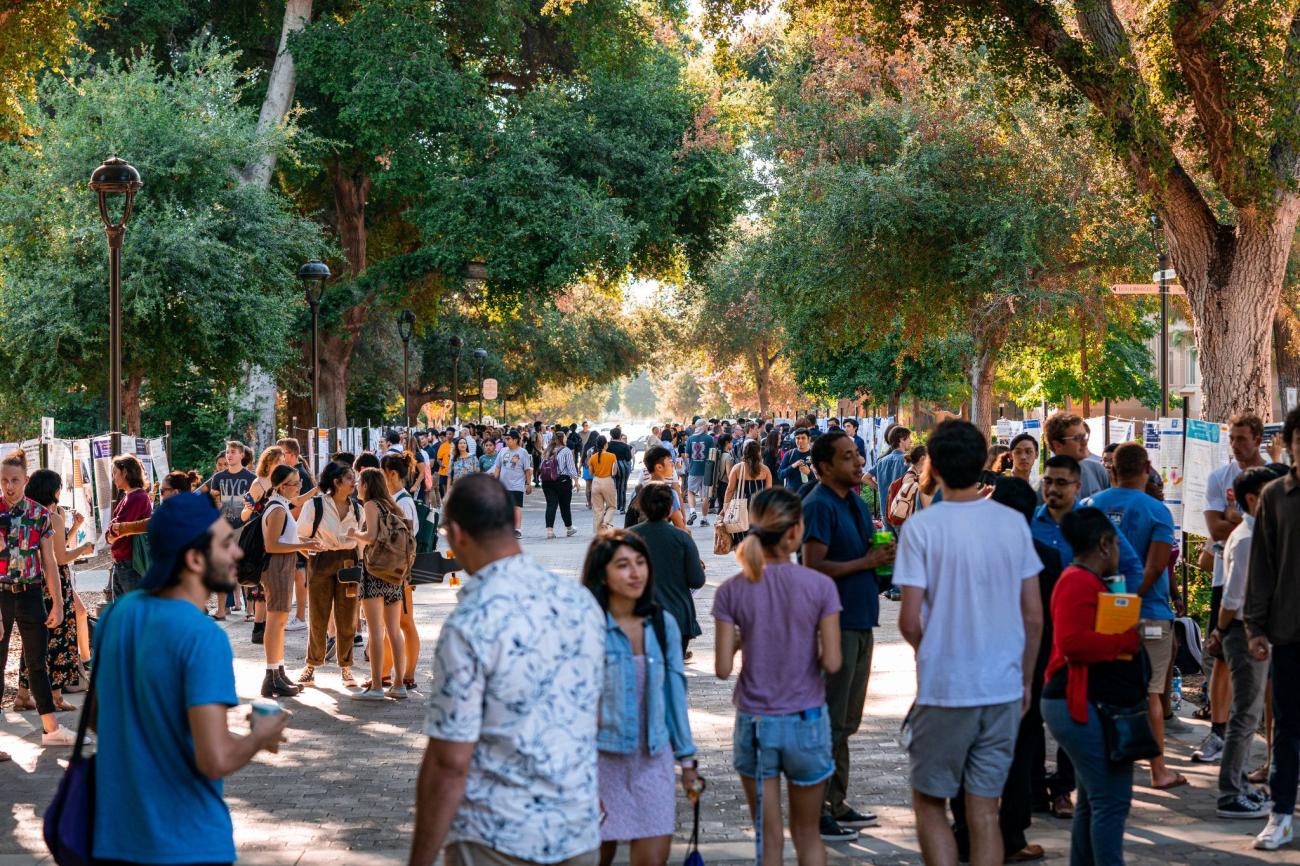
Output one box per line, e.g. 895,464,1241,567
402,340,410,431
477,362,484,424
164,419,172,466
1104,398,1112,448
108,225,123,464
310,302,320,425
452,354,460,427
1159,250,1170,418
1180,396,1190,607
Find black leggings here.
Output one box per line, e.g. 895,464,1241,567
542,477,574,529
0,584,56,715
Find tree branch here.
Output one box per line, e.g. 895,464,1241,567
1169,0,1247,207
1269,4,1300,185
991,0,1221,262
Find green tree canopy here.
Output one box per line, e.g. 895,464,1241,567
0,39,326,434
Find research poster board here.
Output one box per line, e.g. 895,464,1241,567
1183,420,1229,539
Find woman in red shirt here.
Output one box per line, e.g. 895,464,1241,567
1040,507,1145,866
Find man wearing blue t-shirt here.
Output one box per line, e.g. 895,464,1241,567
684,423,716,525
802,430,895,841
93,493,289,866
1083,442,1182,790
1031,453,1148,817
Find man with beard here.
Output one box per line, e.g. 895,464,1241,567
91,492,290,865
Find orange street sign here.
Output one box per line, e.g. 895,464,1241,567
1111,283,1186,296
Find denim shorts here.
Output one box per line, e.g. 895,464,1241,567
733,706,833,785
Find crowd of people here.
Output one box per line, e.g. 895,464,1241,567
2,406,1298,866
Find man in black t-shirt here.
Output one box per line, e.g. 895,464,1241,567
607,427,634,512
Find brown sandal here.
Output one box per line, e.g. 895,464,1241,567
11,696,36,712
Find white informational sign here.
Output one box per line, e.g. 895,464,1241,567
482,378,499,401
1144,423,1161,468
1023,418,1042,449
1182,420,1229,539
1157,418,1185,546
1109,420,1134,446
40,417,54,441
148,437,170,480
20,439,40,476
369,428,383,452
996,419,1023,444
91,435,113,545
69,439,92,549
132,437,155,487
1288,387,1299,413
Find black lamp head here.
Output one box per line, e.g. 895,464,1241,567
297,260,331,304
473,347,488,363
397,309,416,342
449,335,464,353
89,157,143,194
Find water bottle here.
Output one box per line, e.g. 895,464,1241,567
1171,666,1183,711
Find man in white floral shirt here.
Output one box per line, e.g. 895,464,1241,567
409,474,605,866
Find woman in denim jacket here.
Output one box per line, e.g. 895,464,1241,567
582,530,698,866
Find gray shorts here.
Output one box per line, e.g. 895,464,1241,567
686,474,709,495
905,700,1019,798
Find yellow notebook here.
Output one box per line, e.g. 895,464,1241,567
1096,593,1140,660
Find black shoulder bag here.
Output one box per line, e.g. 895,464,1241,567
1094,649,1159,763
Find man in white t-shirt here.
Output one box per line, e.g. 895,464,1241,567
895,420,1043,866
490,430,532,539
1195,413,1267,763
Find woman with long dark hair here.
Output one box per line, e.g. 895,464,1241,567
347,467,410,701
581,530,697,866
259,465,321,698
295,461,362,690
14,469,93,712
540,434,579,539
723,439,772,545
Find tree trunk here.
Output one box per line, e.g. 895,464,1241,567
968,337,1000,433
1172,211,1299,421
123,371,143,436
1274,304,1300,415
305,163,372,429
241,0,313,188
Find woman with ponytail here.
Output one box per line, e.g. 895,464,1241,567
713,487,843,866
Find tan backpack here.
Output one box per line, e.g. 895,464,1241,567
366,505,416,584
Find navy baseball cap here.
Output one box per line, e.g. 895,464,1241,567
139,492,223,592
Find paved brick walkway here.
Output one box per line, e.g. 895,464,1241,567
2,490,1297,864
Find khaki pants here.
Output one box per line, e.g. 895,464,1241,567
445,842,597,866
306,549,359,668
591,476,617,534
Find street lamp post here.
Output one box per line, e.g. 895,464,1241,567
89,156,142,462
449,335,464,426
473,347,487,423
1149,214,1170,417
297,261,331,426
397,310,416,433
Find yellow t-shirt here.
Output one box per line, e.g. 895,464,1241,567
437,441,452,477
588,452,617,478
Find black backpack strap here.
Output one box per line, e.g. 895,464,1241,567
310,495,326,538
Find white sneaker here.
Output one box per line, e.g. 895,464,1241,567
285,618,308,632
1192,731,1225,762
42,725,85,747
1255,814,1294,850
386,684,409,700
350,688,389,702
